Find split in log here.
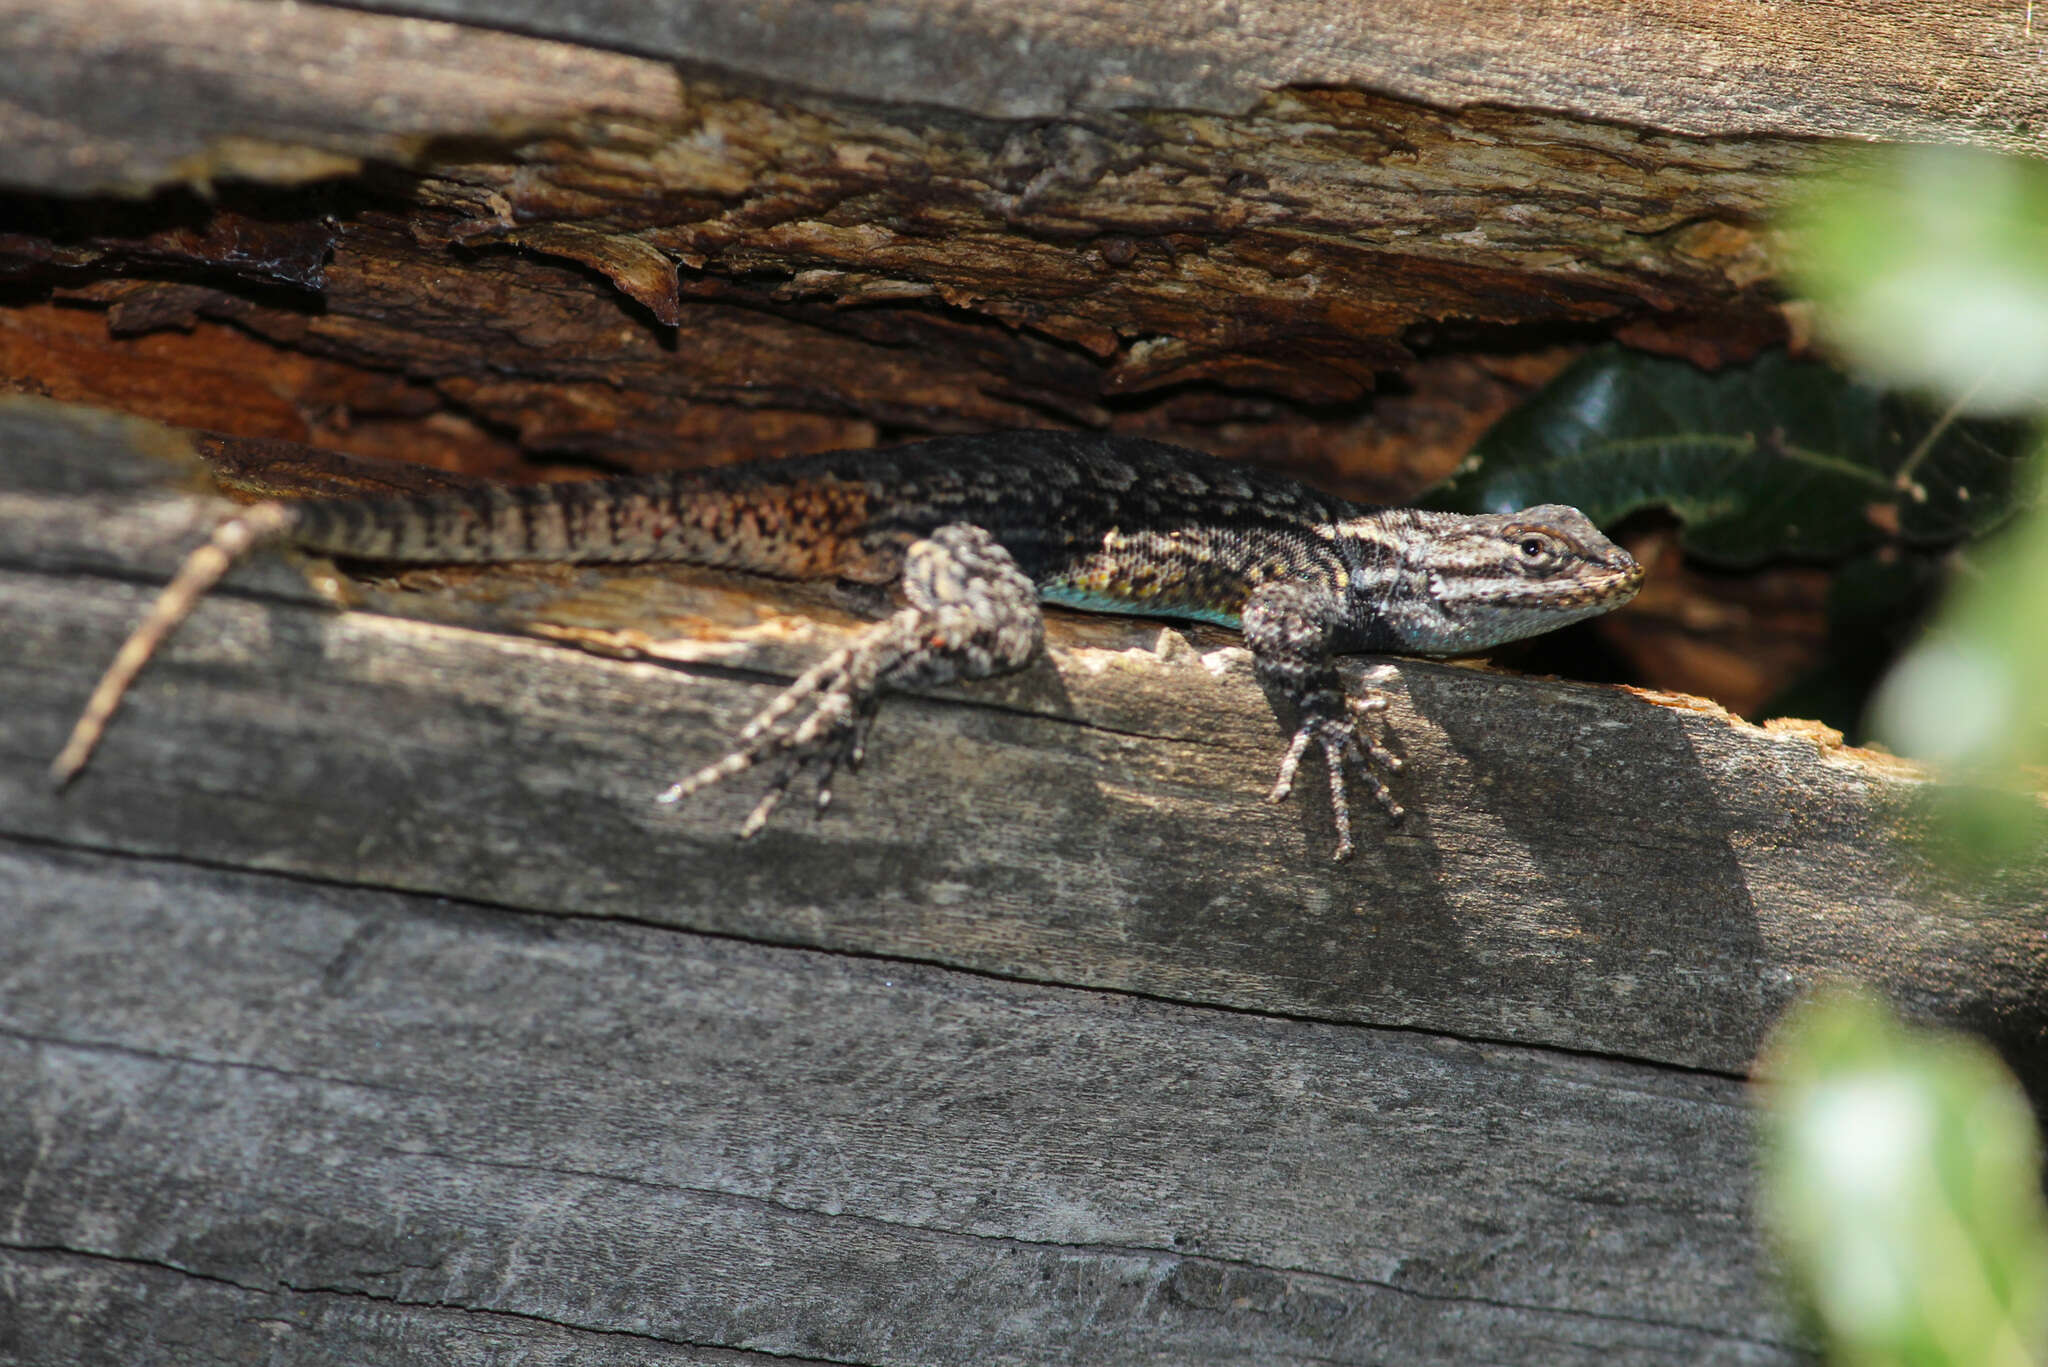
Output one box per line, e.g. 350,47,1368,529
4,0,2046,1359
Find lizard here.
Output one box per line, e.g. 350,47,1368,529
50,430,1644,859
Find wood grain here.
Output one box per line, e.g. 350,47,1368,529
303,0,2048,147
15,0,2035,201
0,842,1793,1363
0,399,2036,1364
0,0,682,194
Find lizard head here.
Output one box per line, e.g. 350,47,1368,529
1353,504,1645,656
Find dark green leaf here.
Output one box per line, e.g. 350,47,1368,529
1429,347,2033,566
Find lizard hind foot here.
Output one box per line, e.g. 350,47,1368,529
658,522,1043,841
655,640,878,834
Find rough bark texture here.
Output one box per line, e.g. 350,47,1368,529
4,397,2044,1366
0,0,1812,492
1,0,2044,1361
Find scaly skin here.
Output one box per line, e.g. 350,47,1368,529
54,431,1645,857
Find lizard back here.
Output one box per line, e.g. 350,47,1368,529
287,431,1372,626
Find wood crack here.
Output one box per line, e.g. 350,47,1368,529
0,828,1753,1088
0,1242,855,1364
371,1146,1803,1351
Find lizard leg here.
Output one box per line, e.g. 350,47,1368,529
659,523,1043,837
1242,580,1405,861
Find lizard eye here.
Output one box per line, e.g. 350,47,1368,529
1514,533,1560,566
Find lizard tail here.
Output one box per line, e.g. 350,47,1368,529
284,472,881,579
53,463,886,786
50,501,301,787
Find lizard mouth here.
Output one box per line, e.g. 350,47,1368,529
1577,558,1647,607
1607,554,1648,598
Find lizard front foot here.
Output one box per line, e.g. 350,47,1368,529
1242,580,1411,861
1265,690,1404,861
660,523,1042,839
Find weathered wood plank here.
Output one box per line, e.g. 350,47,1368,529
0,0,682,194
0,841,1797,1363
2,1248,813,1366
285,0,2048,147
12,0,2034,205
0,397,2039,1090
3,398,2043,1090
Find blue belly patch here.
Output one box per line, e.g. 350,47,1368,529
1039,584,1242,630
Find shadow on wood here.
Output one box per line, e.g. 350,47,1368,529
5,396,2044,1363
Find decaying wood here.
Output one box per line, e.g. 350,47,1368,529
2,0,2044,1358
2,400,2042,1361
3,0,1813,493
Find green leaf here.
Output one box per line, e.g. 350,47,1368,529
1759,990,2048,1367
1428,347,2032,567
1788,146,2048,416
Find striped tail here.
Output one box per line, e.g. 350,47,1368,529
53,469,884,785
51,501,300,785
287,472,876,578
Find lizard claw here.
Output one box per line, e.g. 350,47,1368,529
738,761,799,839
660,523,1042,842
1242,581,1412,860
1266,688,1405,861
658,640,878,835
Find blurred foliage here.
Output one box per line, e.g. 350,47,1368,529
1758,991,2047,1367
1788,147,2048,417
1757,152,2048,1367
1788,147,2048,860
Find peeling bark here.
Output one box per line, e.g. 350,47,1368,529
1,0,2042,1359
1,0,1812,495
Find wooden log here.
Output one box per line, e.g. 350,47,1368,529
3,396,2043,1360
6,398,2044,1082
0,840,1786,1363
